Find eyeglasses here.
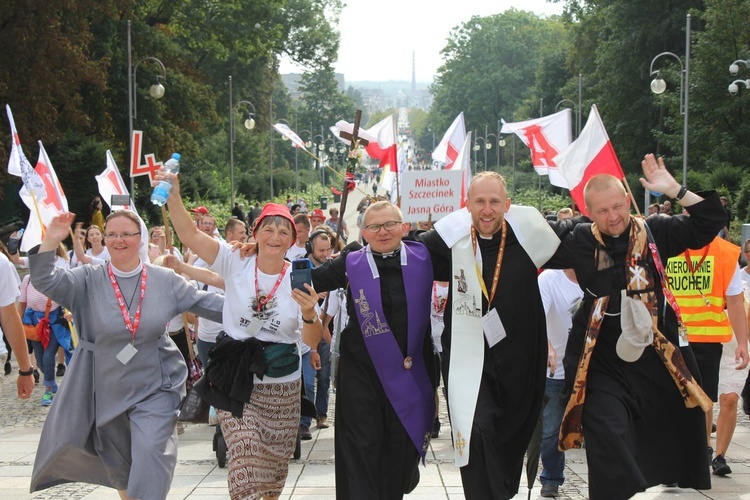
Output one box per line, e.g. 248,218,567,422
200,221,216,227
105,232,141,240
364,221,401,233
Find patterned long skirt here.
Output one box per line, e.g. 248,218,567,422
218,379,301,500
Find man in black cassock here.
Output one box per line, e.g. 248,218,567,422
312,201,438,500
417,171,569,499
558,155,725,499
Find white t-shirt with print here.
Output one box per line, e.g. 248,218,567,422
212,243,309,383
538,269,583,380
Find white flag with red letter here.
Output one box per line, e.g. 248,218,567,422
432,112,466,170
6,105,45,198
18,142,69,251
96,150,132,210
553,105,624,216
273,123,307,150
501,108,572,188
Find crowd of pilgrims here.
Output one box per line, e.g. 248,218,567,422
0,155,748,500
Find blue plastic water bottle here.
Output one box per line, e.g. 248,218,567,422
150,153,181,206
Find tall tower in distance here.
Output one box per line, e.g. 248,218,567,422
412,51,416,94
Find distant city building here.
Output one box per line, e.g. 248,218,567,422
281,73,432,114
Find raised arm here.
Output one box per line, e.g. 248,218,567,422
640,154,703,207
157,170,220,265
163,254,225,290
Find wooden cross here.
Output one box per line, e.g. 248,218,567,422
338,109,369,174
331,109,367,250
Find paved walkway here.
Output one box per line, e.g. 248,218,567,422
1,367,749,500
3,188,750,498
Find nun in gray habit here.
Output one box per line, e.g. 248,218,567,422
28,211,224,500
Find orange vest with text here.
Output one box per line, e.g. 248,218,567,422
666,237,740,343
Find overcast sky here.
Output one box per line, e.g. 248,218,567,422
279,0,564,82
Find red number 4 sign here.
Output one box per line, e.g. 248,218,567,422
129,130,163,182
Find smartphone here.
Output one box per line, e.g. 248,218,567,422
290,259,312,293
6,237,19,255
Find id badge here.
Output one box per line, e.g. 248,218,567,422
481,308,507,348
678,324,689,347
246,317,264,337
116,343,138,365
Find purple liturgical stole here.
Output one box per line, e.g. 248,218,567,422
346,240,435,460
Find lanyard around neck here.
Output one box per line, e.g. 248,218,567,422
107,264,148,343
470,220,507,305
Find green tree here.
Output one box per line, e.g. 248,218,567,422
430,10,568,137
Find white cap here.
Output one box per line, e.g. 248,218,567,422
616,290,654,363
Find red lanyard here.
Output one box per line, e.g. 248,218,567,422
107,264,148,343
254,260,289,312
647,242,685,325
684,247,710,276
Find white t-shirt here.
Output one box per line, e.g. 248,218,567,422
325,288,348,354
86,246,110,265
0,254,20,307
538,269,583,380
286,243,307,262
193,257,224,342
726,263,743,296
213,243,309,383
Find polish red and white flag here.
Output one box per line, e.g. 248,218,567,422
553,105,625,216
501,108,572,188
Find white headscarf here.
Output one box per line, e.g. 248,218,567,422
107,208,150,264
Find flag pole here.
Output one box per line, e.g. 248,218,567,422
622,177,643,217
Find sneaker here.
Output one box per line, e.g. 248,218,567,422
316,416,330,429
431,417,441,438
540,483,559,498
712,454,732,476
298,424,312,441
3,360,10,375
41,391,53,407
208,406,219,426
56,363,66,377
33,369,40,384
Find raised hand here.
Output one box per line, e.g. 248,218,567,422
639,154,681,198
43,213,76,249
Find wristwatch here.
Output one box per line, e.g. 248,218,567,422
673,186,688,201
302,315,317,324
18,367,34,377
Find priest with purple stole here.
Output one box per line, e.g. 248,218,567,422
417,172,567,499
311,201,438,500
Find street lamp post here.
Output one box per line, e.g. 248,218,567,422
472,135,487,173
649,13,691,187
269,98,274,200
127,20,167,197
555,99,578,138
228,76,255,209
